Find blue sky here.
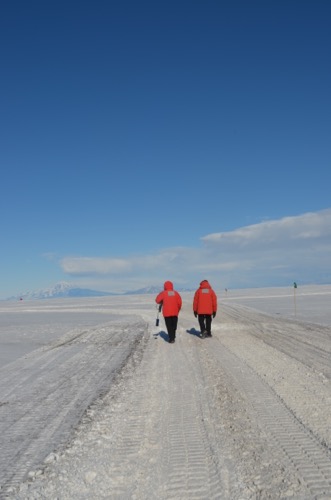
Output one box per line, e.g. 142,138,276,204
1,0,331,298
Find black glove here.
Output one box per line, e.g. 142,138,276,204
212,312,216,318
194,311,197,318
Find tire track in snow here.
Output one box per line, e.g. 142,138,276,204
219,304,331,451
81,326,232,499
10,321,233,499
0,320,146,497
159,339,231,499
4,298,331,499
222,303,331,379
205,336,331,498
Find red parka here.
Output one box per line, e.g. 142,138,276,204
155,281,182,317
193,280,217,315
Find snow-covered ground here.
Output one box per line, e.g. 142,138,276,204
0,286,331,498
0,298,128,369
221,284,331,326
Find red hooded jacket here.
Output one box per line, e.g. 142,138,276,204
193,280,217,315
155,281,182,317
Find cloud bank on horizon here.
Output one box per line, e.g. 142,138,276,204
59,208,331,291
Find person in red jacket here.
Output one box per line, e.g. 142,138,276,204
193,280,217,338
155,281,182,343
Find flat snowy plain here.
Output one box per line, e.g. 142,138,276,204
0,285,330,499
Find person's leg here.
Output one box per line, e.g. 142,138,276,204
165,316,176,342
205,315,212,336
198,315,207,337
164,316,172,342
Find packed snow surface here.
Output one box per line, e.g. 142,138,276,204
0,285,331,498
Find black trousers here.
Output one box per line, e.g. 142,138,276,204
198,314,212,335
164,316,178,342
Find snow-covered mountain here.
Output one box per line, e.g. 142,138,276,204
7,282,194,301
124,285,194,295
10,282,116,300
124,285,162,295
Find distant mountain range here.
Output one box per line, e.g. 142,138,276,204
8,282,116,301
124,285,194,295
124,285,163,295
7,282,194,301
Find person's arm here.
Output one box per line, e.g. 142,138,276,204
193,290,199,315
212,290,217,315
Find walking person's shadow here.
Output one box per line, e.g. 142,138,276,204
153,330,169,342
186,328,201,338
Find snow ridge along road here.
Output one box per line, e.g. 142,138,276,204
0,293,331,498
0,310,147,497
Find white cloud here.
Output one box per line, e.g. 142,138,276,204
59,209,331,291
202,209,331,248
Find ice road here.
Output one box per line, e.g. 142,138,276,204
0,287,331,499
